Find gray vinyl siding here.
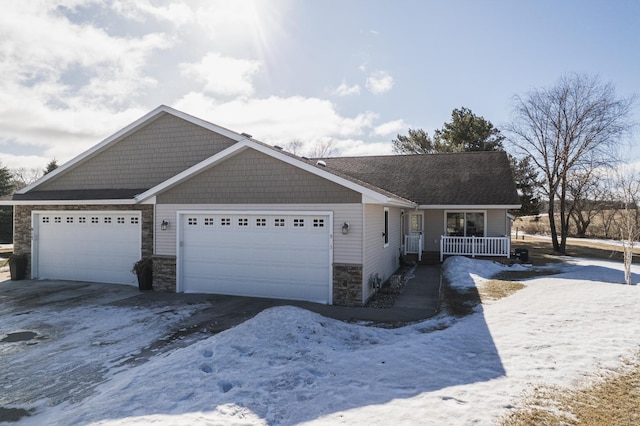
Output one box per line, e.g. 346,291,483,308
423,209,510,251
154,203,363,265
38,113,236,191
362,205,401,302
157,149,361,204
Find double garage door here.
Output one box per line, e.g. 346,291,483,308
179,212,332,304
33,211,141,285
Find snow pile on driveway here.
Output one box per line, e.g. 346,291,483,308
11,257,640,425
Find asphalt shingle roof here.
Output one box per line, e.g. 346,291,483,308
319,151,520,206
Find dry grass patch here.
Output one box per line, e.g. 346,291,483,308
502,356,640,426
478,280,525,302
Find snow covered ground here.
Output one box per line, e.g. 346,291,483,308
4,256,640,425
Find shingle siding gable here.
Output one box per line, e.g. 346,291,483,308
157,149,361,204
38,113,237,191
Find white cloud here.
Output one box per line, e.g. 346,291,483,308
174,92,378,144
373,119,406,136
112,0,194,26
366,70,394,94
179,53,262,97
332,81,361,96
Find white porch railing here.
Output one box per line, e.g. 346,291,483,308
404,234,423,261
440,235,510,262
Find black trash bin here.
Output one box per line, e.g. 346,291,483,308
514,248,529,262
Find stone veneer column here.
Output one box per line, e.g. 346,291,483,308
332,263,363,306
151,255,176,292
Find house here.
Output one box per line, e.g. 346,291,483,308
8,106,520,306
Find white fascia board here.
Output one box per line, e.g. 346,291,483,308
17,105,248,195
418,204,522,210
362,194,415,208
3,199,137,206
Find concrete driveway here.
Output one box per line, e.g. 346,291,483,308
0,271,439,423
0,279,293,423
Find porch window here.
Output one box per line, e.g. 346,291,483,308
446,212,485,237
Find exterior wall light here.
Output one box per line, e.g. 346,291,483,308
161,220,169,231
342,222,350,235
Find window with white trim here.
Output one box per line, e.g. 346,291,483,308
274,218,285,227
204,218,214,226
238,218,248,226
221,218,231,226
54,217,61,224
104,217,112,224
42,217,50,223
256,218,266,227
130,217,139,225
187,217,198,226
446,211,485,237
78,217,86,224
313,218,325,228
91,217,99,224
293,218,304,227
117,217,125,224
66,217,74,224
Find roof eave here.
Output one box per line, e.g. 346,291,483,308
418,204,522,210
1,199,138,206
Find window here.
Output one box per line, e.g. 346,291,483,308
204,218,214,226
78,217,86,224
42,217,50,223
384,208,389,247
446,212,485,237
130,217,139,225
293,218,304,227
54,217,61,223
66,217,74,223
187,217,198,226
313,218,324,228
238,218,248,226
221,218,231,226
104,217,112,224
117,217,125,224
91,217,99,224
256,218,266,227
274,218,285,227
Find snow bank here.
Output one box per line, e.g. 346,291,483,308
443,256,530,289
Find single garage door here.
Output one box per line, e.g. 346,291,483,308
179,212,332,304
33,211,141,285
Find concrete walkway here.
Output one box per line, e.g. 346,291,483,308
292,264,443,324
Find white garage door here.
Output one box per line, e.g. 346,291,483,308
179,212,332,304
34,211,141,285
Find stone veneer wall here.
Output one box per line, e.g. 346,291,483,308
152,255,176,292
13,204,154,279
333,263,363,306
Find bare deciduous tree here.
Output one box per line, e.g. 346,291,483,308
11,167,43,191
506,74,635,254
615,167,640,285
308,139,338,158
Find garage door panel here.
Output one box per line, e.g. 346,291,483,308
181,213,332,303
35,212,141,285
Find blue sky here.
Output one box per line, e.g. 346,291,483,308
1,0,638,170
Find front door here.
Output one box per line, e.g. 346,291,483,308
409,212,424,252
